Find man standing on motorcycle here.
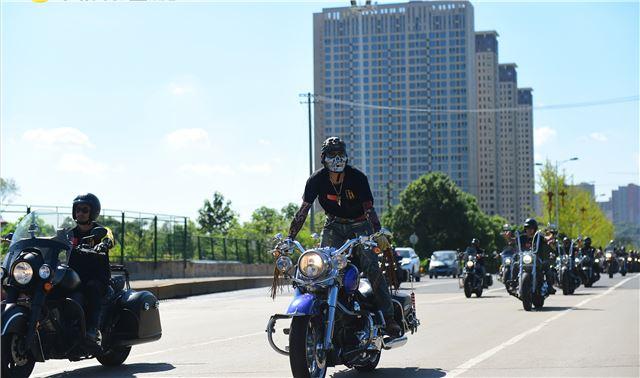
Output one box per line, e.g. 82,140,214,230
517,218,556,294
68,193,114,346
287,137,401,338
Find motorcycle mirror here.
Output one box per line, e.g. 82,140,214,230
273,233,283,241
379,228,393,238
311,233,320,240
1,233,12,244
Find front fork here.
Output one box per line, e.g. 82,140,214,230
322,286,339,351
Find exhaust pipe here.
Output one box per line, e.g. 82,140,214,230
382,335,408,350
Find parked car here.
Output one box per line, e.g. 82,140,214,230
428,250,459,278
395,247,421,282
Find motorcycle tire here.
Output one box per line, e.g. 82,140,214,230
622,271,627,277
415,275,421,282
609,272,613,278
97,346,132,366
475,287,483,298
2,333,36,378
354,351,381,372
520,272,533,311
533,294,545,309
289,315,327,378
464,278,472,298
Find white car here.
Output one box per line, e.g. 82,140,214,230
395,247,421,282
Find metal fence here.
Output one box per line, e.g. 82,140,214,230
0,204,268,264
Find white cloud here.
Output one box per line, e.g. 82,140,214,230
589,132,608,142
179,163,234,176
164,128,211,150
22,127,94,149
534,126,557,147
258,139,271,146
240,163,273,174
56,153,108,175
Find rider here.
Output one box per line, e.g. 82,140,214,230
68,193,114,346
517,218,556,294
287,136,401,337
580,237,601,275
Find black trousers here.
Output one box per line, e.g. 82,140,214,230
71,280,107,330
321,219,394,317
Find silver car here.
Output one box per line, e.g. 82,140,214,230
395,247,421,282
428,250,460,278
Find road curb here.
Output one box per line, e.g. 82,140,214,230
130,277,273,300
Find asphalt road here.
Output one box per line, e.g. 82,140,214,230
32,273,639,377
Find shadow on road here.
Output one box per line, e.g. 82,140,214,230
331,367,446,377
47,362,175,378
535,306,602,312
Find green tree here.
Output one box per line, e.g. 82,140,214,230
537,161,614,247
197,192,237,236
382,172,506,258
0,178,19,204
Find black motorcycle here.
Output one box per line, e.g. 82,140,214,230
511,231,550,311
555,241,581,295
577,253,599,287
1,211,162,378
460,248,491,298
497,248,516,295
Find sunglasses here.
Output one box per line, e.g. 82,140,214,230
326,152,345,158
75,206,91,214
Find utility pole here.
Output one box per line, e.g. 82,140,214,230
300,92,317,233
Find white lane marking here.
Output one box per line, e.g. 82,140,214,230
446,274,639,377
32,332,264,378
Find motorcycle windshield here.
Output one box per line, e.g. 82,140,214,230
4,210,71,268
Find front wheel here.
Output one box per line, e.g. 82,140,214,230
2,333,36,378
520,272,533,311
463,277,472,298
97,346,132,366
289,316,327,378
533,295,545,309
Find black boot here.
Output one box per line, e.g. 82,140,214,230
384,316,402,338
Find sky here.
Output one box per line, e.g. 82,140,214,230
1,0,638,222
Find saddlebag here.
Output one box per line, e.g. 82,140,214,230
391,292,412,314
113,290,162,346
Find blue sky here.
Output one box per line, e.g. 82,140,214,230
1,0,638,221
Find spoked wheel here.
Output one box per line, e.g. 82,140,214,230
354,351,381,372
2,333,36,378
520,272,533,311
289,316,327,378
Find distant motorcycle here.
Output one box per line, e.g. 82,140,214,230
511,231,550,311
497,248,516,294
604,250,618,278
266,230,419,378
577,254,599,287
459,248,491,298
555,241,581,295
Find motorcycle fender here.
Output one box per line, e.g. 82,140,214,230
286,292,319,316
1,303,28,336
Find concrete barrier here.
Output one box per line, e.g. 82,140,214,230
131,276,273,300
123,260,274,280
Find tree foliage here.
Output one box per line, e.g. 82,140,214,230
0,178,19,204
197,192,237,236
537,161,614,247
382,172,506,258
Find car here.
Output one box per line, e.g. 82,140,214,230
395,247,421,282
428,250,459,278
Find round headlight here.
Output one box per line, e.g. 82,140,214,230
595,259,600,263
332,254,348,270
575,258,580,264
299,252,327,279
13,262,33,285
523,255,533,265
38,265,51,279
627,257,632,262
466,261,474,268
276,256,292,273
505,257,512,265
605,252,612,259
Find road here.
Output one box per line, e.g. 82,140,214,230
32,273,639,377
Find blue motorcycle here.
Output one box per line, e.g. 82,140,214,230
266,231,419,378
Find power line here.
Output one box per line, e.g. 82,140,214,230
312,94,639,114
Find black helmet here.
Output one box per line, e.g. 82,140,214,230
523,218,538,230
471,238,480,246
72,193,101,223
563,237,570,244
584,237,592,246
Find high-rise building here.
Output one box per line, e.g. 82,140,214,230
516,88,534,221
611,184,640,225
573,182,595,198
313,1,478,211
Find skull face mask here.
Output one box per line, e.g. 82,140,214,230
324,153,347,173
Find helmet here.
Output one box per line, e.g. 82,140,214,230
523,218,538,230
72,193,101,224
563,237,570,244
584,237,592,246
321,137,348,173
502,224,511,231
471,238,480,246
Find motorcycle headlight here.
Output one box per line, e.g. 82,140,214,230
575,258,580,264
466,261,474,268
298,251,328,279
605,252,613,259
12,262,33,285
504,257,512,265
627,257,632,262
332,254,348,270
595,259,600,263
276,256,293,273
523,254,533,265
38,265,52,279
